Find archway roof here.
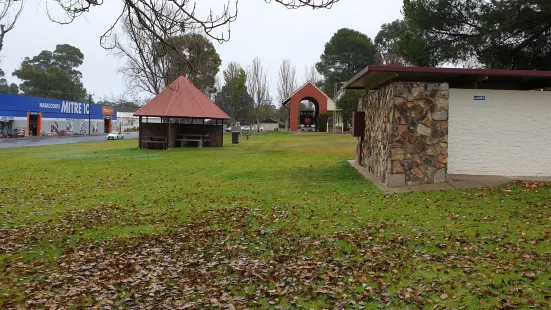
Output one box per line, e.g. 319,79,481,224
281,81,337,111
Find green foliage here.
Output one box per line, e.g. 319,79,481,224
155,33,221,95
374,19,426,66
0,68,18,94
216,62,254,124
374,18,437,67
317,112,328,132
8,83,18,95
375,20,404,65
12,44,87,101
315,28,377,94
402,0,551,69
395,23,438,67
337,90,365,131
117,101,141,112
98,100,140,112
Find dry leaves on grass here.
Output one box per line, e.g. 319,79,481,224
2,205,551,309
0,205,143,253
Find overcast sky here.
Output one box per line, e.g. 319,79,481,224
1,0,403,104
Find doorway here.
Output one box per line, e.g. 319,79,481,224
27,112,41,136
104,116,112,133
297,97,319,131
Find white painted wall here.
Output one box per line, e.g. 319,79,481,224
448,88,551,177
260,123,279,131
327,98,337,111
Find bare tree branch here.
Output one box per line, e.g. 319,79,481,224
268,0,339,9
277,59,296,129
48,0,339,69
247,57,270,132
277,59,297,104
303,64,322,85
0,0,24,52
112,1,180,96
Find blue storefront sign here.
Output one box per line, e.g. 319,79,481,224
0,94,117,120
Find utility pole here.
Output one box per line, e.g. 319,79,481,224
88,94,92,136
334,81,338,134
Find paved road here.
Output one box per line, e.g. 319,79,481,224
0,133,138,149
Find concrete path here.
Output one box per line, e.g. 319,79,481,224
348,160,551,193
0,133,138,149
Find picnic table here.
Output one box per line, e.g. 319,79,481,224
175,134,210,148
241,130,253,140
143,136,168,150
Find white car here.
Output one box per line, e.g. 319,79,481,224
107,131,124,140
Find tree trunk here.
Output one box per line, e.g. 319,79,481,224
0,25,5,53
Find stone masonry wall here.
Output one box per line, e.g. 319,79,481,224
356,82,449,187
391,82,449,186
357,84,394,184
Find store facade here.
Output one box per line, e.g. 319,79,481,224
0,94,117,137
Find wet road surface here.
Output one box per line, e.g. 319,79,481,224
0,133,138,149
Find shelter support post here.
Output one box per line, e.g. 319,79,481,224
166,118,170,150
138,116,142,149
333,110,336,134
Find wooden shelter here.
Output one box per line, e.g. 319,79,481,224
134,76,230,150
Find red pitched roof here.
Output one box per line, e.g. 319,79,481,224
134,76,230,119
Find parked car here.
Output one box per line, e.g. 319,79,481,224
241,125,251,131
107,131,124,140
225,126,232,132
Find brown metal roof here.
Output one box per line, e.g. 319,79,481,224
134,76,230,119
342,66,551,91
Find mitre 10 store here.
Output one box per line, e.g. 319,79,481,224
0,94,117,136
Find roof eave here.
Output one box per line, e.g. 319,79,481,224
342,65,551,91
133,113,230,119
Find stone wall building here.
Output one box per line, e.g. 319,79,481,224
357,82,449,187
344,66,551,188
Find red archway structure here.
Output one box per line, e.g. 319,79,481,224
282,82,333,131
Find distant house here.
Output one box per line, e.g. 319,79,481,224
253,118,280,131
117,112,140,132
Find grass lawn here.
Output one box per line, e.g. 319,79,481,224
1,132,551,309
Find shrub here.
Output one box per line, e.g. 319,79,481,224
317,113,328,132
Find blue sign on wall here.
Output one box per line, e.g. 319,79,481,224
474,96,486,100
0,94,117,120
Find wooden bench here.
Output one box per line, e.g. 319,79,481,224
175,134,210,148
143,136,168,150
